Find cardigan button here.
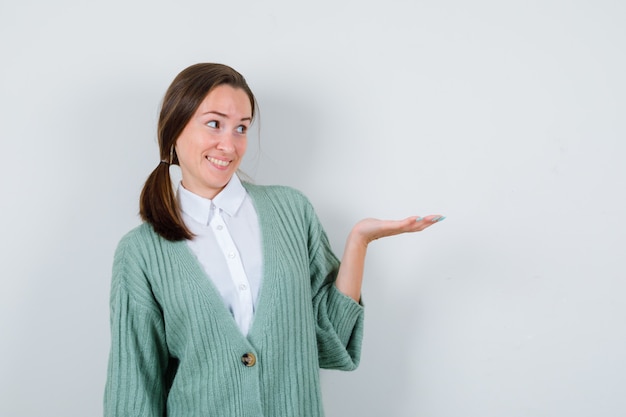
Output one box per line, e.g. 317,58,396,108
241,352,256,367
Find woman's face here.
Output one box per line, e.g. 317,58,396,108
175,84,252,199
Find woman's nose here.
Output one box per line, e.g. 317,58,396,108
216,133,235,152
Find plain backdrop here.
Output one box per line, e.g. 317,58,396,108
1,0,625,416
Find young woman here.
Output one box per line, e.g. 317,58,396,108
104,63,445,417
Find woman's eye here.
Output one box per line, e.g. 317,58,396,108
236,125,248,134
207,120,219,128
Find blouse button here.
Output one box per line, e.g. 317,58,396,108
241,352,256,367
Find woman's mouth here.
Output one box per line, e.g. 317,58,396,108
207,156,230,167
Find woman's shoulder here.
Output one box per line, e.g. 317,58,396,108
117,222,157,245
112,222,181,281
242,182,317,219
114,222,173,260
242,182,322,231
242,182,311,205
111,223,174,307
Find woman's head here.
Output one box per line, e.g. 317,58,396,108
158,63,256,166
140,63,256,241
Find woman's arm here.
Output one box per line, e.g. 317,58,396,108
335,215,445,302
105,236,170,417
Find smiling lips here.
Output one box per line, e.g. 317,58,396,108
207,156,230,167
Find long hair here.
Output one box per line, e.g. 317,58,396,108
139,63,256,241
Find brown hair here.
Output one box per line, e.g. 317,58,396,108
139,63,256,241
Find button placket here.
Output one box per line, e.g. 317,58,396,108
209,209,254,334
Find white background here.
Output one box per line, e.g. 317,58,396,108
1,1,625,416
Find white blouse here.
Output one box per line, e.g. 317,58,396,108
177,175,263,336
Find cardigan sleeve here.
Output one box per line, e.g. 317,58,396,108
307,206,365,371
104,234,170,417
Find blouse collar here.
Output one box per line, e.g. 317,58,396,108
177,174,247,225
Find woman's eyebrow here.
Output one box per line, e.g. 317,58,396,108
202,110,251,122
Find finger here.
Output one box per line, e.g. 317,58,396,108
413,215,446,231
420,215,445,223
390,216,433,233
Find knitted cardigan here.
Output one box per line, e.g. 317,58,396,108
104,183,364,417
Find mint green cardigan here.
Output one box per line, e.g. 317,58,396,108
104,184,364,417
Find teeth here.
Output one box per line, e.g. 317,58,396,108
207,156,230,167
